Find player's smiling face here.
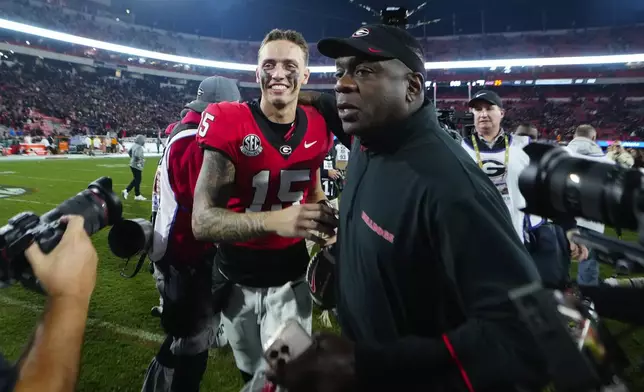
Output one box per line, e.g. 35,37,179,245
257,40,310,109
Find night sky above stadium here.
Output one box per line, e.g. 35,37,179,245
117,0,644,41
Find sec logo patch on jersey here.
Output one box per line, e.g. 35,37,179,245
240,134,263,157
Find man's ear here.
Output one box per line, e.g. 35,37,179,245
302,67,311,85
255,67,260,84
406,72,423,102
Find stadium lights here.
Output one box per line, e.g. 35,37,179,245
3,18,644,73
0,18,257,72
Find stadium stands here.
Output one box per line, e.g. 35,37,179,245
1,0,643,143
2,0,644,83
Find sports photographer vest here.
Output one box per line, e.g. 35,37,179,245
462,133,546,242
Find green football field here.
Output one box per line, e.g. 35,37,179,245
0,157,643,391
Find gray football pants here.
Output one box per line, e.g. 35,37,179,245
223,279,312,375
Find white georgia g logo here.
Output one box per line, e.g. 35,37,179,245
481,159,506,178
352,28,370,38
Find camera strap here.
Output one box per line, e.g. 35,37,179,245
120,252,149,278
120,212,153,279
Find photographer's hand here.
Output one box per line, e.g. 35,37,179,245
566,229,589,261
25,215,98,301
15,215,98,392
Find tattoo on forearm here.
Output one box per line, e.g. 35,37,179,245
193,150,270,242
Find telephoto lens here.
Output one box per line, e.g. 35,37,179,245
519,143,643,231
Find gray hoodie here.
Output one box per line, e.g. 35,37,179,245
566,136,605,157
128,135,146,171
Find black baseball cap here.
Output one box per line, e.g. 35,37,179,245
186,76,241,113
317,24,426,75
468,90,503,108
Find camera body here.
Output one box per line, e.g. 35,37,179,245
0,212,66,288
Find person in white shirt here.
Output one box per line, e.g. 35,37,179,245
93,136,102,152
462,91,535,242
40,136,51,154
334,139,350,169
463,91,588,288
85,136,94,156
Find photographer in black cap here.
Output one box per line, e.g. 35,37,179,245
272,24,548,392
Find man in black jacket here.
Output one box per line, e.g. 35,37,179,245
269,24,548,392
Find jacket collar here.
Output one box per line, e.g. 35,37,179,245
359,98,437,154
475,128,506,149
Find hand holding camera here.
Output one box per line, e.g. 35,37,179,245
25,215,98,302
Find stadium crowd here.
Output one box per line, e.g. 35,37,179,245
3,0,644,64
3,57,643,145
1,0,644,144
2,0,644,84
0,59,187,137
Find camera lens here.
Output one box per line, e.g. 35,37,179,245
519,143,642,230
40,177,123,238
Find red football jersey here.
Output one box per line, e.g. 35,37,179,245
196,101,333,250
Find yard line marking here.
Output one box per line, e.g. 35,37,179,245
0,294,165,343
0,294,222,358
0,175,152,190
68,168,118,172
2,199,141,218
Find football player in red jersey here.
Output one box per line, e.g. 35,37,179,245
192,29,338,383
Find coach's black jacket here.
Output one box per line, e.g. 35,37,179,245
314,95,549,391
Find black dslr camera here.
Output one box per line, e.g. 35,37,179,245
0,177,122,292
511,143,644,391
0,177,153,292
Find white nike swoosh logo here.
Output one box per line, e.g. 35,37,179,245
304,141,317,148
